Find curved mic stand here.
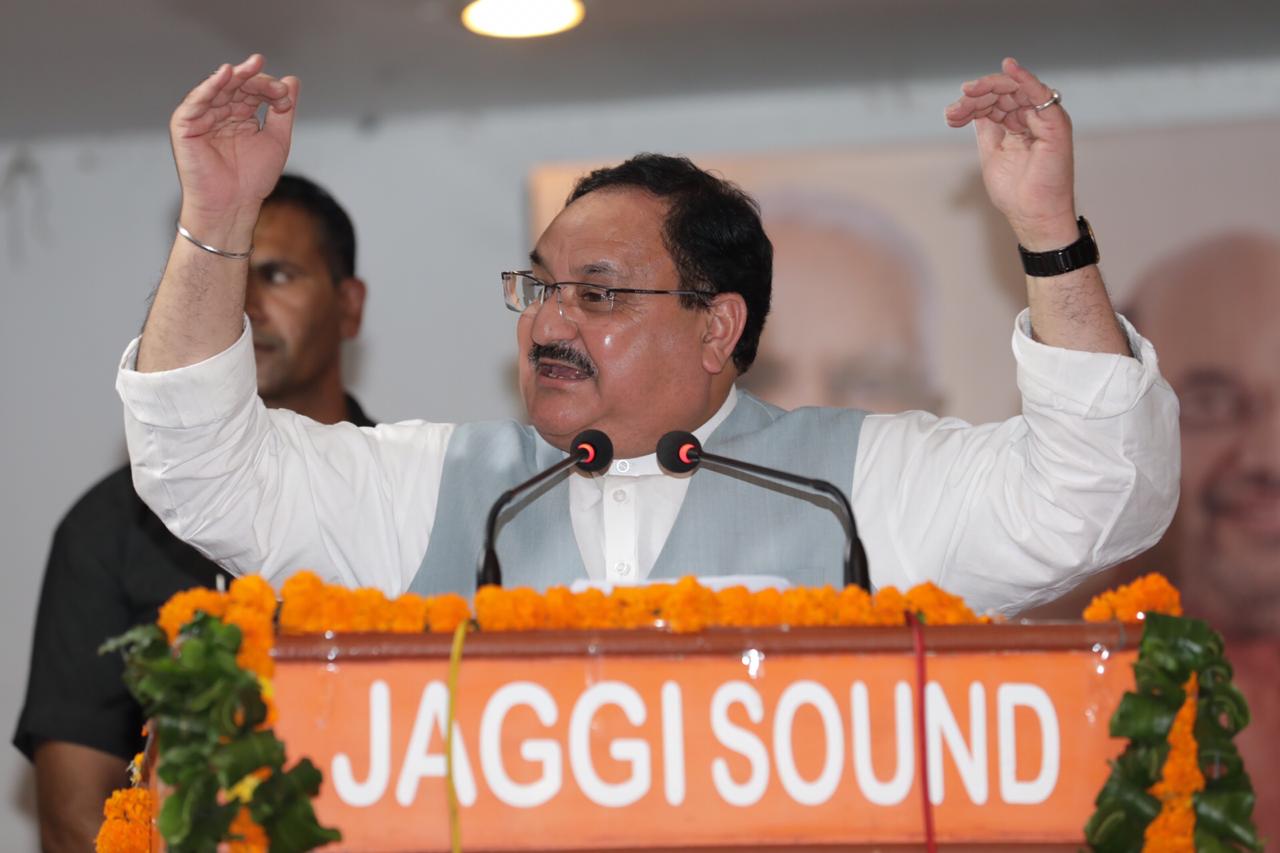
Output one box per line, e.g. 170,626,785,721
656,431,870,591
477,429,613,589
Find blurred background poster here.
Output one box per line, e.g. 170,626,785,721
531,119,1280,834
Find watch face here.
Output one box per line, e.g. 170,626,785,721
1081,216,1099,260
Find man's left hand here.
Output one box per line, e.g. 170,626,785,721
946,58,1078,251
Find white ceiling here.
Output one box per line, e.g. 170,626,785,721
4,0,1278,141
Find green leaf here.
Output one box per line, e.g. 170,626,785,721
1113,742,1168,789
1194,790,1262,851
212,730,286,788
1200,683,1250,736
250,760,342,853
1110,692,1177,741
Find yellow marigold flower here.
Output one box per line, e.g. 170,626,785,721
428,593,471,633
226,770,266,804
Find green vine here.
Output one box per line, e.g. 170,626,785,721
1084,613,1261,852
103,612,341,852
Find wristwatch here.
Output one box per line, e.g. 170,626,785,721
1018,216,1099,277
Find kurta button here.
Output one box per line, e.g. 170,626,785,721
615,562,631,576
613,489,628,503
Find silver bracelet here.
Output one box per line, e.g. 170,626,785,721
176,222,253,260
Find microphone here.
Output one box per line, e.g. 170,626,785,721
656,431,870,591
477,429,613,588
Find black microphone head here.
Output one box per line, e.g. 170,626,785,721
657,431,701,474
572,429,613,473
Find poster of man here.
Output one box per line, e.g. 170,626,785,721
528,118,1280,841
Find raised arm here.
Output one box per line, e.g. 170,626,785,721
945,57,1130,356
137,54,298,372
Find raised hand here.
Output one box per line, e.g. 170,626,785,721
170,54,298,234
945,58,1077,250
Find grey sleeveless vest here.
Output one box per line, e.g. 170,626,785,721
409,393,865,596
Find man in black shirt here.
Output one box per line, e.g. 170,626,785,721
15,174,371,852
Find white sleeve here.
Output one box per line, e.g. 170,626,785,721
851,309,1180,617
115,320,454,596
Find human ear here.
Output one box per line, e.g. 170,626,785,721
338,277,367,340
700,292,747,375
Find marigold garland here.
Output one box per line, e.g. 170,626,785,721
472,578,985,632
1142,673,1203,852
119,569,1252,853
1083,572,1182,622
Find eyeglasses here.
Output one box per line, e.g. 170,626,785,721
501,270,707,323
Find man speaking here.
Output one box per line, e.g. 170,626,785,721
117,55,1178,615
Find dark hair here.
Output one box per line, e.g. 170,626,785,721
264,174,357,283
567,154,772,373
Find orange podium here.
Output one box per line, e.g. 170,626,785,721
269,622,1136,851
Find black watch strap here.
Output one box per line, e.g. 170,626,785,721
1018,216,1099,277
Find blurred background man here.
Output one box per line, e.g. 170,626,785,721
740,194,943,414
13,174,370,852
1130,232,1280,841
1027,231,1280,841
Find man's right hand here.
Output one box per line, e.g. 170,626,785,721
172,54,298,246
137,55,297,373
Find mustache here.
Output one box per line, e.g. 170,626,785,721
528,342,596,377
1204,470,1280,515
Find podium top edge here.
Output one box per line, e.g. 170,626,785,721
272,621,1133,662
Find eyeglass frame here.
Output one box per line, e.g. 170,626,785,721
501,270,711,318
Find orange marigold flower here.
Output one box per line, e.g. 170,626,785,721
905,581,981,625
226,806,269,852
279,571,328,633
543,587,578,629
574,588,613,630
345,587,391,631
428,593,471,633
662,576,717,633
869,586,909,626
611,585,662,629
1083,572,1182,622
388,593,431,632
95,788,152,853
157,588,227,643
228,575,278,615
476,587,549,631
1143,672,1203,851
835,585,874,626
780,586,839,627
715,586,754,627
749,588,783,627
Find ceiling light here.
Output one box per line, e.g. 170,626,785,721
461,0,585,39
